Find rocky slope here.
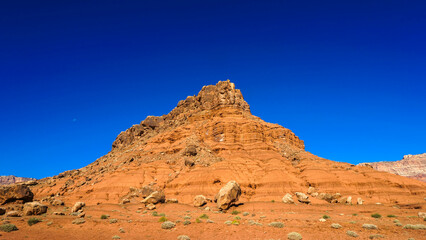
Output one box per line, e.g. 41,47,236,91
29,80,426,206
359,153,426,182
0,176,35,185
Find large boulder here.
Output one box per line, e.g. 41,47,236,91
0,185,34,204
295,192,310,204
71,202,85,212
214,181,241,210
282,193,294,204
193,195,207,207
141,191,165,205
23,201,48,216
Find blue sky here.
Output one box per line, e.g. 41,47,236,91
1,1,425,179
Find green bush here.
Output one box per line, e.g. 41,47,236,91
28,218,42,226
231,210,240,215
322,215,330,219
158,216,167,222
101,214,109,219
0,224,18,232
152,211,159,216
199,214,209,219
387,214,397,218
195,218,201,223
234,216,241,220
371,213,381,218
183,220,191,225
231,220,240,225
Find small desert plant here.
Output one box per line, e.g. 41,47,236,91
387,214,397,218
231,220,240,225
231,210,240,215
195,218,201,223
158,216,167,222
322,215,330,219
352,213,358,216
268,222,284,228
109,218,118,224
371,213,381,218
242,212,249,216
183,220,191,225
158,213,166,217
112,235,121,239
199,214,209,219
271,200,275,203
28,218,42,226
234,216,241,220
346,230,358,237
101,214,109,219
152,211,159,216
0,223,18,232
403,224,426,230
183,215,191,220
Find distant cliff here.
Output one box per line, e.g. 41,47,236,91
0,175,36,185
359,153,426,182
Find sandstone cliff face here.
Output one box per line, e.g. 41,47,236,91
29,80,426,206
0,176,35,185
359,154,426,182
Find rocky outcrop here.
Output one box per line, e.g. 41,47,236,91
215,181,241,210
0,185,34,205
71,202,85,212
0,176,36,185
141,191,165,205
359,154,426,182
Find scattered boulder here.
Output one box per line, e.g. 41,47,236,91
357,197,364,205
52,199,64,206
0,207,5,215
71,202,85,212
287,232,302,240
0,185,34,204
307,187,316,195
72,218,86,225
193,195,207,207
214,181,241,210
184,158,195,167
282,193,294,204
141,191,165,205
23,201,48,216
346,196,352,205
6,211,22,217
161,221,176,229
295,192,310,204
418,212,426,218
146,203,156,210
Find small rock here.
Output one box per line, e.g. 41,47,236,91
119,228,125,233
161,221,176,229
346,196,352,204
120,199,130,204
141,191,165,205
319,218,326,222
71,202,85,212
295,192,310,204
282,193,294,204
6,211,21,217
146,203,156,210
242,212,249,216
52,199,64,206
357,198,363,205
53,212,65,215
206,219,214,223
418,212,426,218
109,219,118,224
166,199,178,204
287,232,302,240
193,195,207,207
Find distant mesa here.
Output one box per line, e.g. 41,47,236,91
359,153,426,182
0,175,36,185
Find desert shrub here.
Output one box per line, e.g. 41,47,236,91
352,213,358,216
199,214,209,219
371,213,381,218
322,215,330,219
158,213,166,217
268,222,284,228
183,220,191,225
387,214,396,218
242,212,249,216
112,235,121,239
346,230,358,237
369,234,384,239
271,200,275,203
403,224,426,230
331,223,342,229
109,218,118,224
28,218,42,226
231,210,240,215
195,218,201,223
152,211,159,216
101,214,109,219
234,216,241,220
183,215,191,220
231,220,240,225
158,216,167,222
0,224,18,232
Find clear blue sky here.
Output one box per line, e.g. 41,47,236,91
1,1,425,179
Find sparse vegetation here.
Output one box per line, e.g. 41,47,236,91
183,220,191,225
109,218,118,224
152,211,159,216
119,228,125,233
386,214,396,218
362,224,378,229
271,199,275,203
195,218,201,223
159,216,167,222
268,222,284,228
0,224,18,232
112,235,121,239
287,232,302,240
242,212,249,216
346,230,358,238
352,213,358,216
331,223,342,229
234,216,241,220
231,210,240,215
28,217,42,226
369,234,385,239
161,221,176,229
323,215,330,219
183,215,191,220
403,224,426,230
231,220,240,225
101,214,109,219
199,214,209,219
371,213,381,219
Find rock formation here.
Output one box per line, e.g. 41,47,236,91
0,176,35,185
25,80,425,206
359,153,426,182
0,185,34,205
